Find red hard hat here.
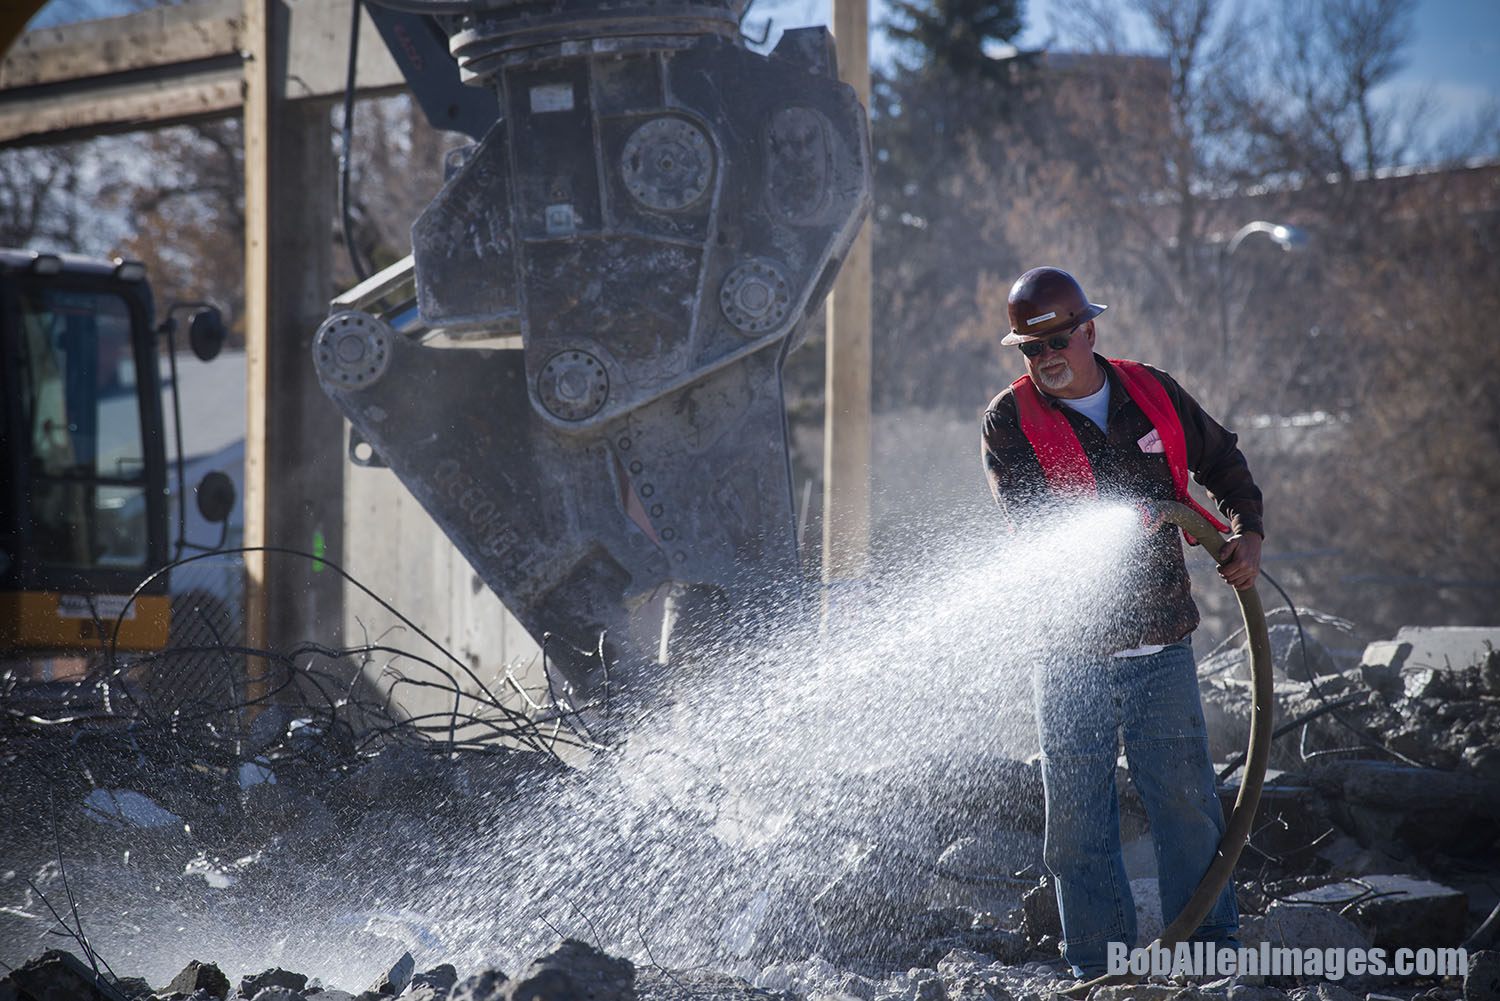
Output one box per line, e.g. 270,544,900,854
1003,267,1107,345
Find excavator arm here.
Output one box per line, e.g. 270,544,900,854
314,2,870,698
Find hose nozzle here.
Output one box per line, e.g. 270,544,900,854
1144,500,1229,561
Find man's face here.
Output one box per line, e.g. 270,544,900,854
1023,320,1097,397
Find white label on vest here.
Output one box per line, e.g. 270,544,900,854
1137,428,1165,454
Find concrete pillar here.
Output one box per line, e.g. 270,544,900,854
244,0,344,677
823,0,872,586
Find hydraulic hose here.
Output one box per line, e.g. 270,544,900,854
1063,500,1273,997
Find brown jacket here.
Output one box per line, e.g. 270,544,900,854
981,356,1264,650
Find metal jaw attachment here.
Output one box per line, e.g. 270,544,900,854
315,28,871,699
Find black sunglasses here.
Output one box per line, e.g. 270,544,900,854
1017,323,1084,358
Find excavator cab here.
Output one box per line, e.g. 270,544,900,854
0,249,172,669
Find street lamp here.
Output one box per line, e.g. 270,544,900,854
1219,220,1311,366
1226,220,1310,256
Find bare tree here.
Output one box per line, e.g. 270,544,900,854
333,94,462,285
1243,0,1421,184
114,120,247,342
1321,0,1418,176
0,142,94,249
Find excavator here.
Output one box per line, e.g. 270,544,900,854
0,248,231,677
0,10,238,678
313,0,873,697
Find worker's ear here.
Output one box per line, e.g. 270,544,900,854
1085,320,1096,347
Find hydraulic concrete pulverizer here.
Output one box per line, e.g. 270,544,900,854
313,0,870,695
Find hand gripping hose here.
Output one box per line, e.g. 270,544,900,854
1063,500,1273,997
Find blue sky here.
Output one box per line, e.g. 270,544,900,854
1386,0,1500,122
747,0,1500,155
1017,0,1500,151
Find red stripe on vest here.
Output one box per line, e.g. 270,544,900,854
1013,373,1097,497
1011,360,1231,536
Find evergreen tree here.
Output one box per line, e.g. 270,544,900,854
883,0,1024,81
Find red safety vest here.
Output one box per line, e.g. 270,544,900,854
1011,359,1230,536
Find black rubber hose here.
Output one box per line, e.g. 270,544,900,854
1064,500,1273,995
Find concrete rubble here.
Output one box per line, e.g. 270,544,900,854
12,940,1493,1001
2,627,1498,1001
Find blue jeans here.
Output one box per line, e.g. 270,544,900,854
1033,639,1238,977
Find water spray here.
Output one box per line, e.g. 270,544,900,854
1063,500,1273,998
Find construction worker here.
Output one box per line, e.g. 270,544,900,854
980,266,1263,978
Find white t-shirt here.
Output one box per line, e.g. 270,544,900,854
1059,378,1110,432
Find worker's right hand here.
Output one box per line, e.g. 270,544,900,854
1217,531,1263,590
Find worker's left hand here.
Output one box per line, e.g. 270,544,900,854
1217,531,1263,590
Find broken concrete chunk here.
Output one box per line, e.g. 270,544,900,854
1309,760,1500,857
1223,987,1289,1001
500,940,634,1001
1401,665,1461,702
836,972,880,1000
1467,949,1500,1001
238,759,276,789
111,976,153,1000
1268,624,1340,681
929,833,1038,917
934,949,989,982
244,704,293,756
239,968,308,998
411,965,459,994
1087,986,1198,1001
0,950,130,1001
635,969,787,1001
1290,874,1468,950
1254,901,1372,951
1286,985,1362,1001
1392,626,1500,672
754,963,806,994
1200,675,1361,772
811,843,940,957
247,989,300,1001
1360,640,1412,697
168,961,231,1000
904,970,943,1001
941,975,1010,1001
406,962,463,1001
367,952,414,997
1362,645,1404,702
964,929,1029,966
